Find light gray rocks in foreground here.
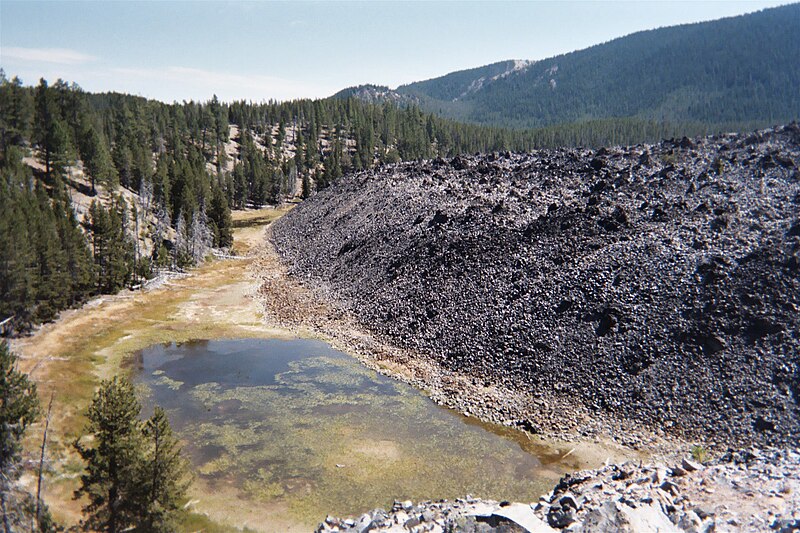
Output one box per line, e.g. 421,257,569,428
316,449,800,532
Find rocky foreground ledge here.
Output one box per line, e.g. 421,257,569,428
317,449,799,533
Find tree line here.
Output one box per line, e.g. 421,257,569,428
0,71,545,334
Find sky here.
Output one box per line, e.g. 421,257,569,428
0,0,792,103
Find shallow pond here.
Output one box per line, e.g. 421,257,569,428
134,338,592,531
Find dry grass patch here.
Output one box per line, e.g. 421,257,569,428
231,206,293,254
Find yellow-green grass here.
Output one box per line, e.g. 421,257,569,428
178,512,260,533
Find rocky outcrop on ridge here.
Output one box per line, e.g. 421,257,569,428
271,125,800,447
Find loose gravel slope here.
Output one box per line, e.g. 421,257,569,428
272,125,800,447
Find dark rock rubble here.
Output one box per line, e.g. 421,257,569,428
272,124,800,447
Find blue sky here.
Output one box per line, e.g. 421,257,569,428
0,1,791,103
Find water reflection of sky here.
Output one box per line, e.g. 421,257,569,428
134,338,575,524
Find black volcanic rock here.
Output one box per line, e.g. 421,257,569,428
271,125,800,446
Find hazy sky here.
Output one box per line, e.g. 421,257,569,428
0,1,791,103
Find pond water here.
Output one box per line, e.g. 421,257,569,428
134,338,589,531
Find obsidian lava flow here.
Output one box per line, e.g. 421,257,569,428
272,124,800,446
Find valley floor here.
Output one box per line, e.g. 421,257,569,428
13,206,298,531
13,204,633,532
12,202,797,533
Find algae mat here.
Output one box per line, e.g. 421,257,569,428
135,338,586,533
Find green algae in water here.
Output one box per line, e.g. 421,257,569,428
135,339,570,527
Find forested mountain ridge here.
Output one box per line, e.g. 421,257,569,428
333,61,530,104
337,4,800,130
332,84,413,105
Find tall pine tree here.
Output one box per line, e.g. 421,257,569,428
74,378,190,533
74,377,144,533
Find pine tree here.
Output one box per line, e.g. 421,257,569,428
301,172,311,199
48,118,73,179
79,119,117,193
0,340,40,532
232,162,247,209
112,142,134,189
74,377,143,533
276,121,285,148
87,197,135,293
0,148,36,331
0,341,37,432
0,72,33,152
31,181,70,322
52,191,95,306
293,131,305,175
208,186,233,248
107,196,135,291
304,135,318,173
33,79,73,181
137,407,190,532
0,340,40,506
269,168,284,204
152,155,171,209
210,94,228,174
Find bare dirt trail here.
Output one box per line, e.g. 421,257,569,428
13,206,293,529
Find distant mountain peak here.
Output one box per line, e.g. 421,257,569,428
454,59,535,101
332,84,413,104
497,59,534,79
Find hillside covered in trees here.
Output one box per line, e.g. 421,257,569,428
0,73,553,334
338,4,800,133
